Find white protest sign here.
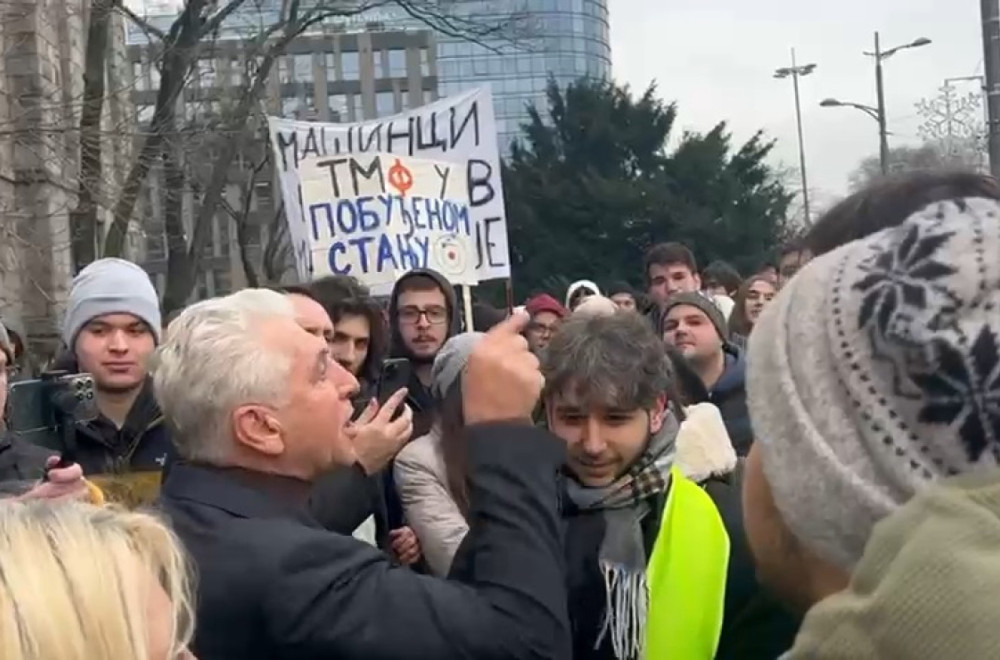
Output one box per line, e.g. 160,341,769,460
298,151,478,288
268,86,509,288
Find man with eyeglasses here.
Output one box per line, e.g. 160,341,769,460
388,270,460,438
384,269,461,542
524,294,567,356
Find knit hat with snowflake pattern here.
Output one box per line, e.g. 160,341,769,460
747,196,1000,570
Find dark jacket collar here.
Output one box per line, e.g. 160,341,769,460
159,462,320,527
712,344,746,396
78,378,163,447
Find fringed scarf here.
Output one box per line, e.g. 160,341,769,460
565,411,680,660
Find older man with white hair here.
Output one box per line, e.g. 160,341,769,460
155,289,570,660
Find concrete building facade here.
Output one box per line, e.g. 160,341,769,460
127,26,438,298
0,0,135,352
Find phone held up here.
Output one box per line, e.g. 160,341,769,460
376,358,411,420
6,371,98,456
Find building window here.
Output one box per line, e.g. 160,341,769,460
387,49,407,77
132,62,145,91
341,51,359,81
376,91,395,117
325,53,336,82
278,56,291,84
293,54,312,83
281,97,298,117
230,58,244,85
137,104,154,124
146,229,166,260
214,268,232,295
420,48,431,76
197,59,216,87
327,94,347,120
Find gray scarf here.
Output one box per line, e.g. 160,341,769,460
565,411,681,660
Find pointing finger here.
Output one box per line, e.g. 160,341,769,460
355,398,379,425
377,388,409,422
487,311,531,337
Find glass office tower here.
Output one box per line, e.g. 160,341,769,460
435,0,612,149
129,0,612,149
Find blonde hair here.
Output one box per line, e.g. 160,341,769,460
0,501,194,660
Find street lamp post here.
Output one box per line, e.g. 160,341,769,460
821,32,932,175
874,33,890,174
774,49,817,225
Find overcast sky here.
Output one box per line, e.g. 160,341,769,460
609,0,985,210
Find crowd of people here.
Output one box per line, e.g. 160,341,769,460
0,168,999,659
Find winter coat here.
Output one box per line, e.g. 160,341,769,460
565,403,799,660
310,462,390,549
157,423,572,660
709,345,753,457
0,432,56,495
24,372,174,508
394,426,468,576
784,471,1000,659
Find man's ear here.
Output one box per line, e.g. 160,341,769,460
693,272,703,291
649,394,669,434
232,405,285,457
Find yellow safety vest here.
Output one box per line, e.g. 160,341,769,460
646,467,731,659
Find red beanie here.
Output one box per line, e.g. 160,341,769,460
525,293,568,319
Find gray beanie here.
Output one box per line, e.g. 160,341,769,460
430,332,485,399
662,291,728,340
62,258,162,348
748,196,1000,570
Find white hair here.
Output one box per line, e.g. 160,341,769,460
151,289,296,464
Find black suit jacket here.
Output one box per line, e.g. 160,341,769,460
157,423,571,660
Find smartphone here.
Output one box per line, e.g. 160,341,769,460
6,372,98,451
376,358,411,418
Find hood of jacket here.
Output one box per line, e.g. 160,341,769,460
786,471,1000,659
712,344,746,397
674,403,738,483
387,268,461,360
564,279,601,309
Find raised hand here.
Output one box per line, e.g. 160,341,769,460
347,388,414,474
463,313,543,424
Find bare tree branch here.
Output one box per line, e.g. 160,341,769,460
69,0,113,271
112,0,168,41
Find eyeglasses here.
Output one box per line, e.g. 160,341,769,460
399,306,448,325
528,321,559,336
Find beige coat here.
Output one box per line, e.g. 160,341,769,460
784,471,1000,659
395,403,737,578
394,427,468,577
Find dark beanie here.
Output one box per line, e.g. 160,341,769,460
662,292,728,340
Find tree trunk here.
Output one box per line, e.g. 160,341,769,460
161,117,189,314
262,203,291,282
161,48,280,308
103,0,207,257
234,211,260,288
70,0,111,271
